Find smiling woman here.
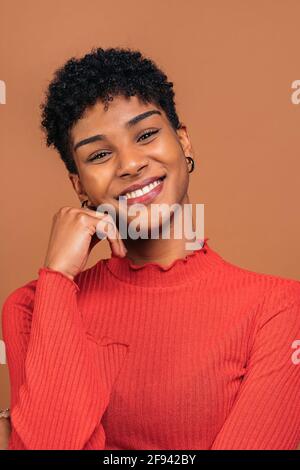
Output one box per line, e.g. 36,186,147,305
1,46,300,451
67,94,191,234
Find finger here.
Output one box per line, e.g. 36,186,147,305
95,215,126,257
81,207,127,256
104,219,127,257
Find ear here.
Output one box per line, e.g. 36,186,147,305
175,124,193,157
68,173,88,204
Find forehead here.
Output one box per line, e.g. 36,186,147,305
70,95,165,142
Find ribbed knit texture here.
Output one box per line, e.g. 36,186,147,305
2,238,300,450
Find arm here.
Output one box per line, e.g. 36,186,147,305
1,267,129,450
210,286,300,450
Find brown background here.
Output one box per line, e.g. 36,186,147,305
1,0,300,408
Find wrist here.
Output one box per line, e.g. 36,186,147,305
44,265,75,282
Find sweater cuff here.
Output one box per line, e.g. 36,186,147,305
38,267,80,293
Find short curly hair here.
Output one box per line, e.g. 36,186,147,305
40,46,182,174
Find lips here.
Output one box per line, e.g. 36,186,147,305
120,175,165,206
116,175,166,199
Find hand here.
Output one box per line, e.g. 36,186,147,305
43,206,127,281
0,418,11,450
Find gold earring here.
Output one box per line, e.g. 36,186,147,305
186,156,195,173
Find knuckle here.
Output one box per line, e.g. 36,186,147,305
54,206,78,220
77,212,87,224
58,206,71,214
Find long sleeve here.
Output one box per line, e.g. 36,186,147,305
1,267,130,450
210,288,300,450
2,240,300,450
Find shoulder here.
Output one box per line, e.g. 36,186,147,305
1,260,105,333
211,253,300,333
1,278,38,343
226,262,300,335
2,275,38,319
219,254,300,303
3,279,37,307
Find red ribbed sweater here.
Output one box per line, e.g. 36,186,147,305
2,238,300,450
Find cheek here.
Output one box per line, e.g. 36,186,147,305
84,171,113,199
157,173,188,212
167,157,189,194
174,173,189,200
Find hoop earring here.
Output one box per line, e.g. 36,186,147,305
81,200,88,208
186,156,195,173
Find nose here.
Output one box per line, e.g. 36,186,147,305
115,149,149,179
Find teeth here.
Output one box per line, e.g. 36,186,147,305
122,178,163,200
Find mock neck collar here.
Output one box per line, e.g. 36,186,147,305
103,238,226,287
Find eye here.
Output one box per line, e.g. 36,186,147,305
138,129,160,142
88,151,110,162
87,129,160,162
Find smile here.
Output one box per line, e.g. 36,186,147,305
118,176,166,205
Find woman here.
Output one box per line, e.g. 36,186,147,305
1,47,300,450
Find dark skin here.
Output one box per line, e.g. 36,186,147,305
0,96,198,445
68,94,198,266
0,418,11,450
3,96,300,450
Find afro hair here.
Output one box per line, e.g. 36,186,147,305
40,46,182,174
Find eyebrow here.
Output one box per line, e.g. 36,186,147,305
73,109,162,151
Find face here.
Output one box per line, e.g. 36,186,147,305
69,94,193,238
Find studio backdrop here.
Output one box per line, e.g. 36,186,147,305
1,0,300,410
